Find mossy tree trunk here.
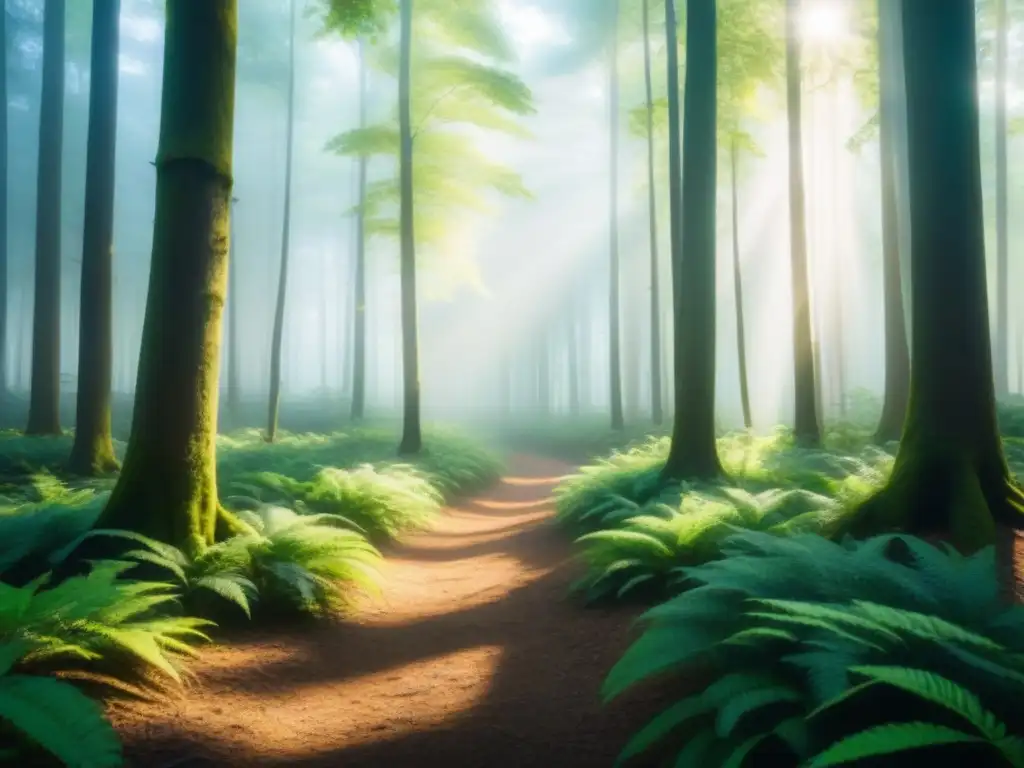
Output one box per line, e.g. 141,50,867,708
855,0,1024,555
95,0,239,557
607,0,624,432
663,0,722,481
351,38,368,422
69,0,120,475
730,139,752,431
397,0,423,456
226,196,240,420
26,0,65,437
874,0,910,443
266,0,296,443
642,0,662,427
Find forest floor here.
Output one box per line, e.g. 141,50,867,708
110,454,672,768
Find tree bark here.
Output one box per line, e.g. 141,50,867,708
226,196,240,419
663,0,682,435
567,302,579,416
351,38,368,421
785,0,821,445
95,0,239,557
995,0,1010,399
874,0,910,443
854,0,1024,554
69,0,120,475
266,0,296,442
642,0,662,427
397,0,422,455
663,0,721,480
0,7,8,409
731,139,752,430
26,0,65,436
608,0,623,431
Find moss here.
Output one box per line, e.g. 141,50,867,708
94,1,237,558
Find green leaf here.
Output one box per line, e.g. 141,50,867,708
807,722,982,767
616,696,711,764
715,685,803,738
849,666,1008,742
0,675,123,768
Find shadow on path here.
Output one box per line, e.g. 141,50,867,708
112,454,675,768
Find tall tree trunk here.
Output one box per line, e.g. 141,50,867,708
0,7,8,409
663,0,721,479
265,0,296,442
663,0,683,434
995,0,1010,399
608,1,624,431
95,0,239,555
579,285,591,411
785,0,821,445
567,303,579,416
69,0,120,475
15,285,24,392
731,139,752,430
226,195,240,418
320,244,328,391
26,0,65,436
351,38,368,421
874,0,910,443
397,0,422,455
855,0,1023,555
537,327,550,415
642,0,662,426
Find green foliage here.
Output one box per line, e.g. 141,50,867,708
325,0,534,286
0,559,217,765
555,433,892,601
318,0,396,40
605,531,1024,766
229,505,382,616
64,530,260,619
0,668,122,768
229,462,443,542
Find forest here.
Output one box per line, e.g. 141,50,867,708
2,0,1024,765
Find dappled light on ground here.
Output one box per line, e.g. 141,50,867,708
108,456,672,767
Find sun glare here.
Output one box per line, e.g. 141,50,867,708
800,1,847,43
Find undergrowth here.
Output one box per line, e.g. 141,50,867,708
555,431,894,602
607,530,1024,766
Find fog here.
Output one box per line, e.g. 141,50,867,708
4,0,1021,435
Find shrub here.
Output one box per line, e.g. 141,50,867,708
604,531,1024,766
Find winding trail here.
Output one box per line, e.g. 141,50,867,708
112,455,670,767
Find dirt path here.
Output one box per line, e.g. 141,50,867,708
111,455,669,767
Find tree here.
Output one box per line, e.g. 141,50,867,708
662,0,721,480
607,0,624,432
26,0,65,437
396,0,419,454
994,0,1010,398
69,0,121,475
873,0,910,442
641,0,662,426
226,196,240,419
854,0,1024,553
266,0,297,443
351,38,368,421
326,0,534,452
785,0,820,445
0,6,8,409
94,0,240,556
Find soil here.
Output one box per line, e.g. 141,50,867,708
109,454,673,768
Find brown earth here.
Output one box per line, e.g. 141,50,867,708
109,454,673,768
